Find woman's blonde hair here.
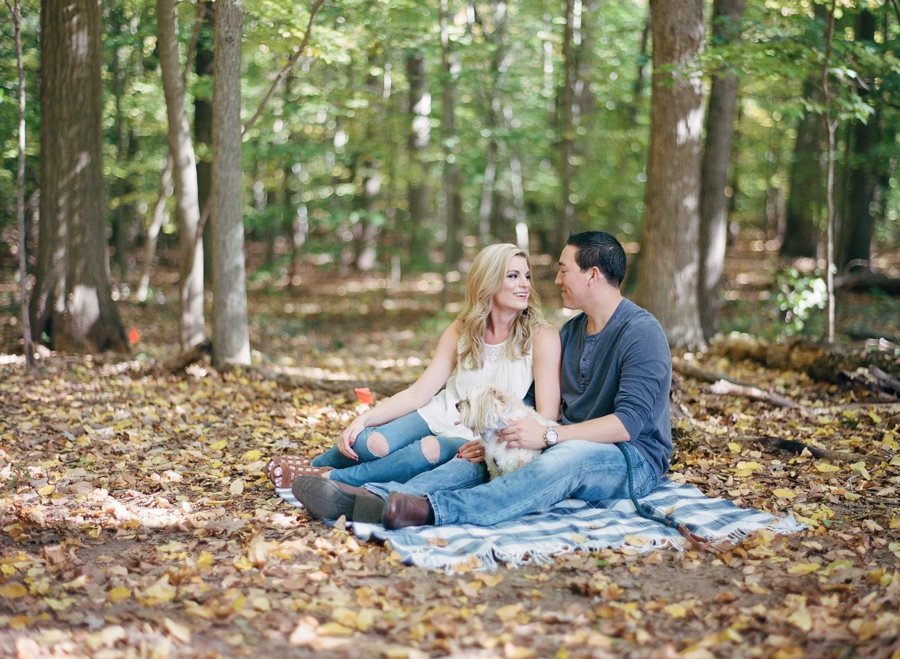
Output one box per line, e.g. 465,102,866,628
457,244,545,370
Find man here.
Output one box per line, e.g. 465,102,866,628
293,231,672,529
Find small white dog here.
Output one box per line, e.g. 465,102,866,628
456,384,558,479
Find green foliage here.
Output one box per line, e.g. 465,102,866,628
775,267,827,335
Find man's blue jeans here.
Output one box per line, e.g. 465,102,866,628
310,412,467,487
366,440,658,527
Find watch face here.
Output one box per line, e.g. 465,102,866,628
544,429,558,446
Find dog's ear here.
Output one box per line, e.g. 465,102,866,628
478,388,506,430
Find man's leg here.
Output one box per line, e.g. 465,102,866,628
364,454,489,499
426,441,656,527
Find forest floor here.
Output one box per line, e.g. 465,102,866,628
1,238,899,659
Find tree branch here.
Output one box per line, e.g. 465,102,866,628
242,0,325,136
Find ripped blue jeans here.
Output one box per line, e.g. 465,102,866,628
310,411,468,487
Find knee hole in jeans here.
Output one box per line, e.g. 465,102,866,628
366,432,389,457
420,436,440,464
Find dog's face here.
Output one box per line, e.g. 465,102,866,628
456,384,517,434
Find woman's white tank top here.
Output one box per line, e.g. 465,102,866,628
417,338,534,440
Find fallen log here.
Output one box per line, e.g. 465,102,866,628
707,379,804,410
724,435,873,464
672,360,758,388
711,334,900,384
835,271,900,296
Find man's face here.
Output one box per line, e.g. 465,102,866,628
554,245,590,310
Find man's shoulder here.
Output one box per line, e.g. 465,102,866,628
559,312,587,339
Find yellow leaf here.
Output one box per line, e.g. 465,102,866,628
0,583,27,599
210,439,227,450
356,608,374,632
37,485,55,497
772,489,796,499
107,587,131,603
317,622,354,636
869,410,882,424
849,461,871,480
242,449,262,462
890,519,900,530
230,479,244,496
476,573,503,587
163,617,191,643
145,576,176,602
496,604,524,622
815,463,841,473
663,603,687,618
787,607,812,632
888,542,900,558
788,563,820,575
727,442,742,453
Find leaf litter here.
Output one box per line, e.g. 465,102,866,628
0,264,899,658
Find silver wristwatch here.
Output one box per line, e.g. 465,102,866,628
543,428,559,448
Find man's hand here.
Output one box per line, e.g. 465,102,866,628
497,416,548,450
337,418,366,461
457,440,486,462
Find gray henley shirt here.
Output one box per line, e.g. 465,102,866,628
559,298,673,479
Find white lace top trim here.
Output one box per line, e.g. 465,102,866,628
417,337,534,440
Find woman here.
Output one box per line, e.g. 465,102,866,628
266,243,561,491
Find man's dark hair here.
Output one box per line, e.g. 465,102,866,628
566,231,626,287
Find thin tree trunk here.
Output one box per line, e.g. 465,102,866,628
633,0,705,350
840,9,878,271
194,1,214,284
406,50,431,265
822,0,837,344
781,5,828,258
211,0,249,366
698,0,743,340
136,155,174,302
478,0,508,247
5,0,37,372
158,0,205,352
31,0,126,353
441,0,464,271
110,1,129,280
556,0,578,254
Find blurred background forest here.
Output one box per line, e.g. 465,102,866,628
1,0,899,364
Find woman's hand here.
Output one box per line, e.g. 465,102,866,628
457,440,486,462
338,417,367,461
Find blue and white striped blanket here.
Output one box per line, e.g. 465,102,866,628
276,479,804,572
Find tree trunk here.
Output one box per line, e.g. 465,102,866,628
441,0,464,271
633,0,705,350
194,1,214,283
781,80,825,258
31,0,126,353
839,9,878,271
109,0,129,280
781,2,828,259
211,0,250,367
698,0,743,340
478,0,508,248
9,0,37,372
555,0,578,255
157,0,205,352
406,50,430,266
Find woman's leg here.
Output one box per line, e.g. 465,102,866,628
329,435,468,487
311,412,431,470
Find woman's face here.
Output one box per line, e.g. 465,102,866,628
492,254,532,313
